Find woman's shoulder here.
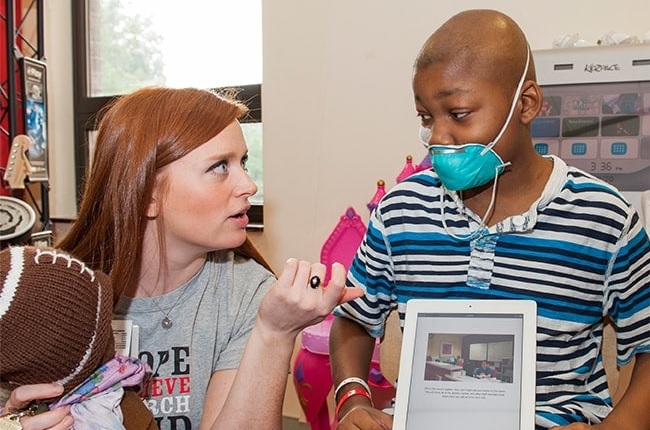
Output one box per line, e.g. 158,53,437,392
216,251,276,302
207,250,275,280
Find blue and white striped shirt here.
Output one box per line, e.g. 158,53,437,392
335,155,650,428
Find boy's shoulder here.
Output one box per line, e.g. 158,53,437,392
536,155,632,206
562,159,632,202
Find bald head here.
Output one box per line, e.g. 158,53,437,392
415,10,534,91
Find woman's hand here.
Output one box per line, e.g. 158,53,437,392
256,259,363,336
2,384,73,430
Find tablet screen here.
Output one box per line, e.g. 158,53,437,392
393,300,536,430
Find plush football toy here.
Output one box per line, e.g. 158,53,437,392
0,246,157,429
0,245,113,393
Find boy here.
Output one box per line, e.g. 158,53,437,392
329,9,650,430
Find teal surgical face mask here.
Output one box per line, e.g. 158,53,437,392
420,141,507,191
419,47,530,192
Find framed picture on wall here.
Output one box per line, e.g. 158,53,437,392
20,57,49,182
440,342,453,356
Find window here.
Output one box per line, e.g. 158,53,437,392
468,340,514,361
72,0,263,227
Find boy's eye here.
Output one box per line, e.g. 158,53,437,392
417,112,432,124
241,155,249,172
450,111,469,120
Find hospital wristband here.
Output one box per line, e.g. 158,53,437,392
334,376,372,400
335,388,373,421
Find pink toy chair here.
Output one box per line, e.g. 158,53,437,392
293,323,335,430
416,152,432,172
366,180,386,213
292,206,395,430
293,316,395,430
396,155,416,183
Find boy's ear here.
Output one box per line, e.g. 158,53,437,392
519,81,543,124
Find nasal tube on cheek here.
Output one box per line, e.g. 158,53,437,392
419,125,432,145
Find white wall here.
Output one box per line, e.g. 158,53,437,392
46,0,650,420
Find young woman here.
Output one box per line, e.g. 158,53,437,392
3,86,361,430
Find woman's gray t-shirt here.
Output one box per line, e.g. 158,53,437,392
114,251,275,429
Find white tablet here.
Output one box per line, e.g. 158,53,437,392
392,299,537,430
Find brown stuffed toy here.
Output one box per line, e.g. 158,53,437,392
0,245,157,429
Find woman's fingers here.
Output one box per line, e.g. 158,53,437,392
259,259,363,334
276,258,299,288
3,384,73,430
325,262,363,305
276,258,326,294
21,406,73,430
338,286,364,304
273,259,363,312
4,383,63,410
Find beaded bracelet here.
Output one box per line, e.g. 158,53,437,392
334,376,372,400
335,388,373,422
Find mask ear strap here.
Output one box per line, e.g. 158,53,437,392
440,188,483,242
478,162,509,226
481,46,531,156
